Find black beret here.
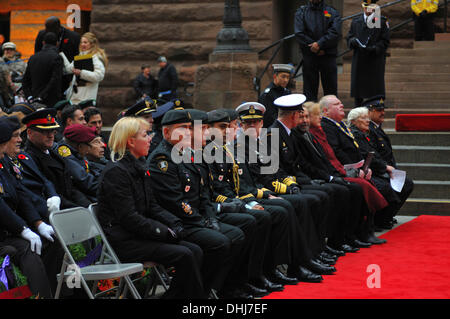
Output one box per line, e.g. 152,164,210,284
78,99,96,109
53,100,72,111
207,109,230,124
188,109,208,122
5,116,21,132
124,98,156,117
220,109,238,121
161,109,192,126
0,116,14,143
362,95,387,110
22,108,60,130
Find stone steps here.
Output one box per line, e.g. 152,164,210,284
397,163,450,181
400,199,450,216
387,132,450,146
392,145,450,164
337,81,450,91
389,48,450,56
343,63,450,73
409,181,450,200
338,73,450,82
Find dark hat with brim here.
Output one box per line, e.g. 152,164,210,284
207,109,231,124
22,108,60,130
9,102,36,115
273,64,295,74
124,98,156,117
64,124,97,144
161,109,192,126
362,95,387,110
274,94,306,111
78,99,96,110
235,102,266,121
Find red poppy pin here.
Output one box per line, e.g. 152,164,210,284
366,137,371,142
64,38,69,44
18,154,27,160
146,170,151,176
324,10,331,17
0,163,3,169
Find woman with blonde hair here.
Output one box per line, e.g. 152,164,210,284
60,32,107,104
96,116,206,299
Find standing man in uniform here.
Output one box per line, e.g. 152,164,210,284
347,0,390,107
258,64,293,128
157,56,178,101
294,0,342,102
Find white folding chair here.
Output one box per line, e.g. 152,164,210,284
88,203,170,298
49,207,143,299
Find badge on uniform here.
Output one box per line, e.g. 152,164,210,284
185,185,190,192
158,160,168,172
58,145,71,157
238,169,243,175
13,165,22,180
218,175,224,181
181,202,192,215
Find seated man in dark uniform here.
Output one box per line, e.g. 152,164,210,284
366,96,414,227
148,109,253,299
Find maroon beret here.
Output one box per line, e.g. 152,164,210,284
64,124,97,144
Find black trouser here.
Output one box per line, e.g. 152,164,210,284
109,236,205,299
218,213,258,289
183,222,245,293
302,53,338,102
1,237,55,299
256,199,293,270
414,13,435,41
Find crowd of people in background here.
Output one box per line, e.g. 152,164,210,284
0,0,429,299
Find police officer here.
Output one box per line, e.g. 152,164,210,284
55,124,99,206
123,97,157,131
294,0,342,102
258,64,293,128
207,109,291,293
411,0,439,41
347,0,390,107
22,108,81,209
148,109,252,299
0,116,59,298
366,96,414,228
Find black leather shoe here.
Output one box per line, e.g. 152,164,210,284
307,259,336,275
350,239,372,248
340,244,360,253
296,266,323,283
252,276,284,292
244,283,269,298
218,287,254,299
325,245,345,257
320,251,338,260
363,234,387,245
317,255,336,265
266,269,299,285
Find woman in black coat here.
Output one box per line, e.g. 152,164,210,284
348,107,402,229
97,116,205,299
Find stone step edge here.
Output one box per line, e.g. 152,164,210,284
392,145,450,150
406,198,450,203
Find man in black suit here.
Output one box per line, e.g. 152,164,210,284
34,16,81,95
23,32,63,108
366,96,414,227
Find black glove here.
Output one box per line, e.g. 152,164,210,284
171,223,185,240
287,185,301,194
348,37,358,49
204,217,220,231
331,176,349,186
311,179,326,186
167,227,180,243
220,199,245,214
365,45,378,54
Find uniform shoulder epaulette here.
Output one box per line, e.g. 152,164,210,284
264,87,271,94
58,145,71,158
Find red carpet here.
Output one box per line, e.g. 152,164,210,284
264,215,450,299
395,114,450,131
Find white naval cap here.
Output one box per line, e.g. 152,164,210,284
272,64,295,74
273,94,307,111
235,102,266,120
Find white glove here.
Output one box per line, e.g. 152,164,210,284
20,228,42,255
37,222,55,242
47,196,61,214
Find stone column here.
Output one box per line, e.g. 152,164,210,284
193,0,260,110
